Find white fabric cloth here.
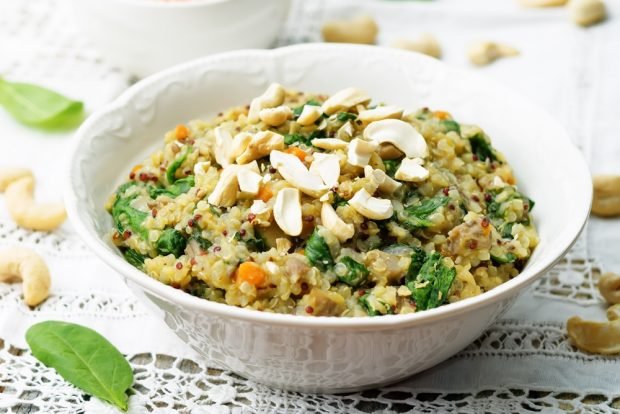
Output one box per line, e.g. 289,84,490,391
1,0,619,412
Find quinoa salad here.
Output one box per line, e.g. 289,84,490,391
106,84,538,317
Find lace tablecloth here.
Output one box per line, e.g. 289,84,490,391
1,0,620,412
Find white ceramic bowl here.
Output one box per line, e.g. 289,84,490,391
65,44,591,393
69,0,291,77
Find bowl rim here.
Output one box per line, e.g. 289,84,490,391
65,43,592,331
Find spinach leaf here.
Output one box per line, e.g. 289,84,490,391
26,321,133,411
491,252,517,264
408,252,456,311
284,133,311,146
149,176,195,198
383,159,402,178
398,195,449,230
305,228,334,271
122,248,147,269
500,222,514,239
337,256,369,287
359,293,393,316
190,228,213,251
156,229,187,257
336,112,357,122
440,119,460,134
166,146,192,184
292,99,321,117
332,193,349,207
0,77,83,129
245,236,267,252
469,133,497,162
111,184,148,239
405,247,428,282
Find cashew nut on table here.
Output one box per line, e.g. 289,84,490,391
591,175,620,217
4,176,67,231
321,15,379,45
568,0,607,27
391,34,442,59
0,247,51,306
0,167,33,192
468,41,520,66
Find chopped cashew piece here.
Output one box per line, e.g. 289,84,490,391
591,175,620,217
395,158,429,182
321,15,379,45
207,165,239,207
250,200,271,215
364,119,428,158
358,106,404,123
519,0,568,6
321,87,371,115
0,167,33,192
391,34,442,59
237,169,262,195
270,151,328,197
5,177,66,231
321,203,354,242
276,237,293,255
0,247,51,306
364,166,402,194
310,153,341,188
297,105,323,126
311,138,349,151
349,188,394,220
468,41,519,66
567,314,620,355
231,132,253,160
273,188,302,236
568,0,606,26
599,272,620,305
193,161,211,176
236,131,284,164
248,83,286,123
214,127,234,167
336,121,355,140
259,105,293,127
348,138,378,167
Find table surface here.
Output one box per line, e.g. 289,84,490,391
1,0,619,413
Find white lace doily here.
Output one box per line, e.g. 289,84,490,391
1,0,620,413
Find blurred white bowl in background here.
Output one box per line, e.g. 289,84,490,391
70,0,291,77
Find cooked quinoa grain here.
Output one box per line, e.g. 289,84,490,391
106,84,538,317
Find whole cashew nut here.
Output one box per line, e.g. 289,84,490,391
567,306,620,355
591,175,620,217
391,34,442,59
599,272,620,305
0,247,51,306
4,176,67,231
468,41,520,66
321,15,379,45
568,0,607,27
0,167,33,192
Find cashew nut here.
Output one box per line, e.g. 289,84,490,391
207,165,239,207
395,158,429,182
270,150,328,197
321,203,354,242
519,0,568,6
0,247,51,306
358,106,404,123
364,119,428,159
214,127,234,167
311,138,349,151
321,15,379,45
591,175,620,217
468,41,519,66
309,153,341,188
349,188,394,220
4,177,67,231
0,167,33,192
599,272,620,305
364,166,402,194
322,87,371,115
348,138,379,167
248,83,286,123
259,105,293,127
273,188,302,236
568,0,606,26
391,34,442,59
297,105,323,126
567,307,620,355
236,131,284,164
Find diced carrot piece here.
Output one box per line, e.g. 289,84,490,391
285,147,308,162
237,262,266,286
506,176,516,185
131,164,143,174
175,124,189,140
434,111,450,120
257,184,273,202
